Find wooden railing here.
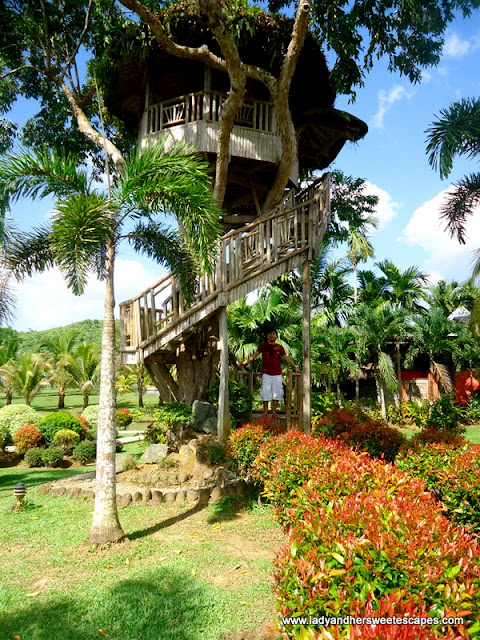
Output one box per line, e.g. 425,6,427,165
119,174,330,354
236,370,302,429
145,91,276,135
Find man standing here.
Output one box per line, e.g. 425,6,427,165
241,328,300,416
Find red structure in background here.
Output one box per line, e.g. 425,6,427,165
400,371,439,402
454,371,480,404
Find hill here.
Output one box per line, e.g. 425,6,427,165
0,319,110,352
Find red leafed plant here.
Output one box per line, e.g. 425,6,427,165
13,424,43,454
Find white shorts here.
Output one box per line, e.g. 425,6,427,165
261,374,284,401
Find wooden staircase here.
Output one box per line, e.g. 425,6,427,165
119,174,330,370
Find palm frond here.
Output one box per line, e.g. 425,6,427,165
430,360,454,393
0,147,88,214
51,194,115,295
3,226,55,280
127,221,199,305
117,140,222,273
377,350,397,392
441,172,480,243
425,98,480,179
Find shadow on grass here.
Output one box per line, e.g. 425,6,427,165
206,494,260,525
0,467,88,497
127,501,207,540
1,569,231,640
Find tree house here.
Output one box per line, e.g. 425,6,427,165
105,8,367,435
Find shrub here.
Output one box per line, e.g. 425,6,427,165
38,412,84,445
428,393,464,434
116,408,133,429
24,447,44,467
118,454,137,471
53,428,80,454
464,396,480,424
250,432,480,639
311,391,337,419
145,402,192,444
409,426,466,447
313,408,405,462
0,404,41,437
397,443,480,533
226,422,273,480
0,424,12,449
76,414,89,437
41,447,64,467
13,424,43,454
197,440,226,466
208,379,253,428
72,440,96,465
86,428,97,442
82,405,99,429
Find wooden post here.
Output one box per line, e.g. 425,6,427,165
302,261,311,433
217,305,230,443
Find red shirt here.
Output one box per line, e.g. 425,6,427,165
258,342,286,376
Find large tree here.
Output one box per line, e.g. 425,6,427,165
0,140,220,544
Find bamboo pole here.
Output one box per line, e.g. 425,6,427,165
302,261,311,433
217,306,230,443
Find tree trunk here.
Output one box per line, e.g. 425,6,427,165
58,389,65,409
176,314,221,405
83,392,89,410
89,244,125,544
355,377,360,400
395,338,402,407
6,390,12,405
137,382,144,408
376,375,386,419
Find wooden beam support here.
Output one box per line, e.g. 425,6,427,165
302,261,311,433
217,305,230,443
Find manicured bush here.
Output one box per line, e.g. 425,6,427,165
313,408,405,462
464,396,480,424
76,414,89,437
118,453,137,471
81,405,99,429
116,407,133,429
226,422,273,481
24,447,44,467
208,379,253,428
53,428,80,454
428,393,465,434
12,424,43,453
397,443,480,533
0,404,41,437
251,432,480,639
72,439,96,465
41,447,64,467
38,412,84,445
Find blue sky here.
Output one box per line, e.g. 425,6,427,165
5,10,480,331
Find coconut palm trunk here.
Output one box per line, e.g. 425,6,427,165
90,244,124,544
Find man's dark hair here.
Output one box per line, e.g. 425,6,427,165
265,327,277,337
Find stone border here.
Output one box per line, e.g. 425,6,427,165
38,478,248,508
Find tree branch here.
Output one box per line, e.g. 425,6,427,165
262,0,311,213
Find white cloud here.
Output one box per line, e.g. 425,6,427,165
372,85,416,129
365,182,401,230
10,259,164,332
401,189,480,281
442,31,480,58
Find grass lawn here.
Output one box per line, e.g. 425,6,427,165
1,389,161,414
396,423,480,443
0,465,285,640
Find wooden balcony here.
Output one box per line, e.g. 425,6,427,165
139,90,281,165
119,174,330,364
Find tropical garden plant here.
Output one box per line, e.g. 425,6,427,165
0,139,220,543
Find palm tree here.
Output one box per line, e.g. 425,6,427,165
312,325,360,403
357,269,387,307
347,228,376,305
68,342,101,409
40,330,79,408
311,257,353,326
12,352,49,405
0,140,220,544
405,309,459,399
376,259,429,402
425,97,480,243
117,363,151,407
351,304,405,418
0,334,19,404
